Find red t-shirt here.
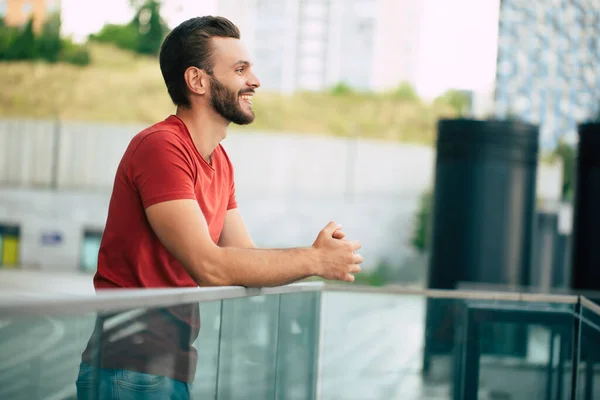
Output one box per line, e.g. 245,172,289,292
82,115,237,383
94,114,237,290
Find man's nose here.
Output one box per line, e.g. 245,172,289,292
247,71,261,89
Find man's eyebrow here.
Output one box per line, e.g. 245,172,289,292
232,60,252,67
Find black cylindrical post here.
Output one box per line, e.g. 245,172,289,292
423,119,539,374
552,233,571,289
531,211,559,291
571,122,600,293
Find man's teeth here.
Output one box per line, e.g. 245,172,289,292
240,95,253,102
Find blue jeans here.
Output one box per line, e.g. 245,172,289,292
76,363,193,400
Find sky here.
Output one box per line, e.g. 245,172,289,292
59,0,499,99
415,0,500,99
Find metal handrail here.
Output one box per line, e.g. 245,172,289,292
2,279,594,318
0,282,325,317
581,296,600,317
324,283,580,303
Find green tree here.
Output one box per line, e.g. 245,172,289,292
0,20,20,60
7,17,37,60
553,139,576,201
36,12,62,62
352,259,397,287
59,40,91,66
89,0,168,56
132,0,168,55
329,82,354,96
435,89,471,115
89,23,139,52
392,81,419,101
411,190,433,253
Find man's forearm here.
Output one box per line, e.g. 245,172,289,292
199,246,321,288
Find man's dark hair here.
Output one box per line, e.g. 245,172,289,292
159,16,240,108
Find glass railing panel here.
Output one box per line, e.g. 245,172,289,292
191,300,222,398
274,291,321,400
0,299,224,400
454,297,577,400
0,284,324,400
0,308,97,400
215,293,281,399
77,301,216,400
577,298,600,400
319,288,580,400
319,290,434,400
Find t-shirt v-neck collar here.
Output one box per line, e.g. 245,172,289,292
169,115,216,172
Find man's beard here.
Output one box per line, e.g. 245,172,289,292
209,75,255,125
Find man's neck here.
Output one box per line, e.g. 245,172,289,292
175,106,229,162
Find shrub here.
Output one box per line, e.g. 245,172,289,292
0,13,90,66
60,41,91,66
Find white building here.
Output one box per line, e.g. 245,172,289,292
217,0,423,94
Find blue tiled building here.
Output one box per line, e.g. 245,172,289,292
494,0,600,148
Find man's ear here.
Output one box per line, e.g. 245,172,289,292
184,66,209,96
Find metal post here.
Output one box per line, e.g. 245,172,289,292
584,349,594,400
545,329,556,400
462,308,480,400
425,119,539,367
569,300,582,400
556,328,567,400
572,122,600,291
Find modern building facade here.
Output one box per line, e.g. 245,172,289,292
1,0,60,33
217,0,423,94
493,0,600,148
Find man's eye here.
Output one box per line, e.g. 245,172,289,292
236,68,244,73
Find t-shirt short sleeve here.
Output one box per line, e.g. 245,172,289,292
228,179,238,210
129,132,197,209
222,146,238,210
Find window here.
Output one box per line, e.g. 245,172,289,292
0,224,20,268
80,229,103,273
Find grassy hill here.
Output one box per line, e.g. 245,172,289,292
0,44,459,145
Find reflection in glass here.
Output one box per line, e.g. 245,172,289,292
216,294,280,399
0,312,96,400
275,291,321,400
320,291,582,399
454,300,576,400
577,302,600,400
78,303,202,399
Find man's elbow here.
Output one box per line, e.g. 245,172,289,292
190,249,235,287
196,269,233,287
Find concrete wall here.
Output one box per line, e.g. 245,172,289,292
0,118,563,273
0,119,140,189
0,118,439,196
0,189,110,271
0,189,426,274
0,118,562,196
